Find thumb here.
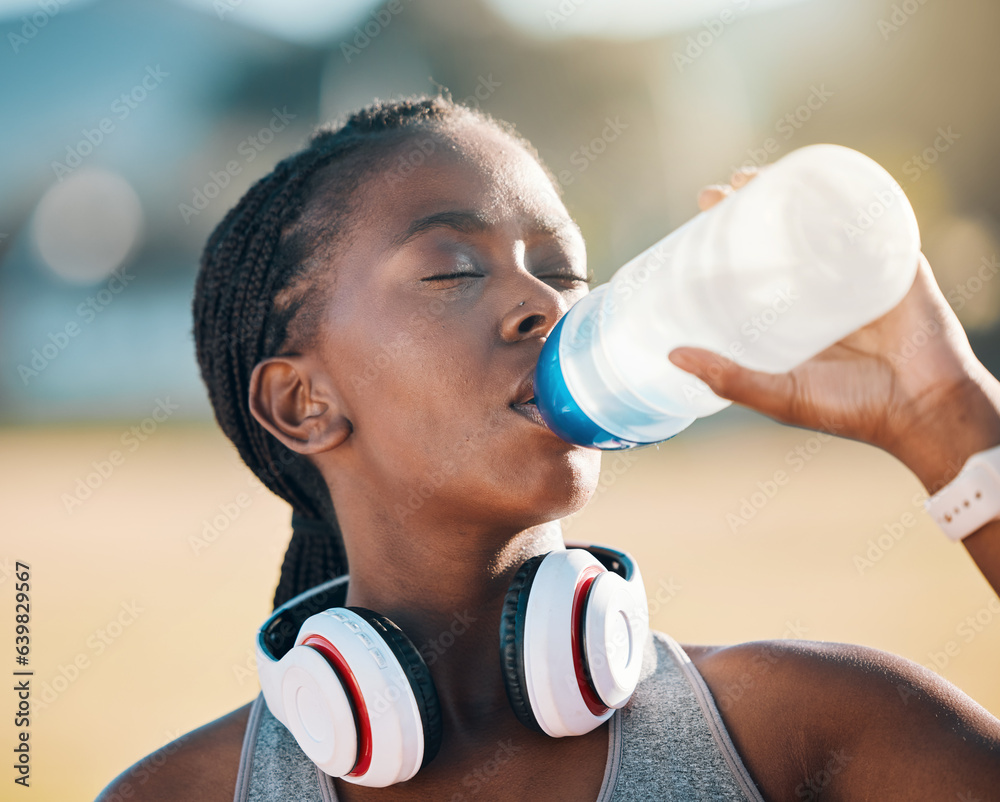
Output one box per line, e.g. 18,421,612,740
668,346,795,420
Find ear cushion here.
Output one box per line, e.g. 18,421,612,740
498,554,546,732
348,607,443,767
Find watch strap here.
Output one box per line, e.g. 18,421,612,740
924,446,1000,541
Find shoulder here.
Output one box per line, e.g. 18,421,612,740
96,701,253,802
680,638,1000,801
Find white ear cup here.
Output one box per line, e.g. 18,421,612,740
522,549,615,737
515,548,649,737
260,609,427,787
279,645,358,775
583,567,648,709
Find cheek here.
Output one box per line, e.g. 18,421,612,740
340,323,486,449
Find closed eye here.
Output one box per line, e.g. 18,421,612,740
422,271,485,281
539,269,593,285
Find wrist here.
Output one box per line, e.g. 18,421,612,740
890,373,1000,495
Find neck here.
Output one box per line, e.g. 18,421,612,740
339,508,564,734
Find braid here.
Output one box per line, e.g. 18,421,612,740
273,515,350,608
192,95,552,609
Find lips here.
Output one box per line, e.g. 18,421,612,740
510,373,548,427
510,398,548,428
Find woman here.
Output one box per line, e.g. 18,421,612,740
98,96,1000,801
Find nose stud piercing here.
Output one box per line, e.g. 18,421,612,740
519,301,525,306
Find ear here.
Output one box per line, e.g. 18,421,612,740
248,355,352,455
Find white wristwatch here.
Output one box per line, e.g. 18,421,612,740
925,444,1000,542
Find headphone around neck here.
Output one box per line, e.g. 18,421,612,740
255,543,649,788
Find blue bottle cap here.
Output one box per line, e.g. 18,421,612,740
534,315,653,451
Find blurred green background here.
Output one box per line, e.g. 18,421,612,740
2,0,1000,799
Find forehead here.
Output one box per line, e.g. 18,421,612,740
353,118,577,249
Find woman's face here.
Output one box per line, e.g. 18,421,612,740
311,118,602,533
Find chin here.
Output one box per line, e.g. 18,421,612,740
516,447,602,523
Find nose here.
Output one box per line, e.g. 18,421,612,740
499,281,568,343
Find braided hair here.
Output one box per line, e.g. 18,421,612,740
192,95,556,609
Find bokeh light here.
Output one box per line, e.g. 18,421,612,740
31,168,144,284
482,0,818,39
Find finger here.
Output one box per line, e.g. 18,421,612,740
668,346,797,422
697,184,732,211
729,166,759,189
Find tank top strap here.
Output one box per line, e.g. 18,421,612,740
601,631,766,801
233,693,336,802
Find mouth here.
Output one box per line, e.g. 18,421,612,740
510,396,548,427
509,372,548,428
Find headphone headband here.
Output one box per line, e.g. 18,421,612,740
257,545,638,661
570,542,639,582
258,575,349,664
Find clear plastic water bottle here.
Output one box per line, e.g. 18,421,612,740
534,144,921,450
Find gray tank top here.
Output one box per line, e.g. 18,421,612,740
234,631,765,801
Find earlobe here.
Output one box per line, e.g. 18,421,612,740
248,356,353,455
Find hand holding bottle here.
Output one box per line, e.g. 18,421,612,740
670,169,1000,497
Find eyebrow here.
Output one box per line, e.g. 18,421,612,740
388,209,584,251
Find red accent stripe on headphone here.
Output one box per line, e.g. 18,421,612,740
301,635,374,779
571,565,610,718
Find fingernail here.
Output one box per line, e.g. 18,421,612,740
669,350,695,371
